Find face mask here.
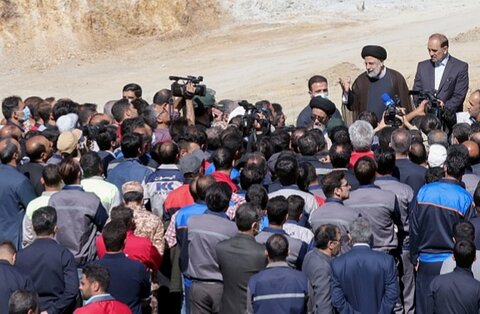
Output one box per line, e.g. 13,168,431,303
313,92,329,99
20,106,31,122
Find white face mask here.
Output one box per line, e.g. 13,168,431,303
313,92,329,99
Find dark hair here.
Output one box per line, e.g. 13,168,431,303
270,130,291,153
378,127,395,149
123,191,143,203
212,147,234,171
25,138,47,161
256,137,274,161
453,240,476,268
191,175,216,202
42,164,62,187
59,157,81,185
275,156,298,186
32,206,57,236
120,117,148,137
329,143,352,168
156,142,178,165
121,133,143,158
354,156,376,185
96,125,117,151
321,170,345,197
123,83,142,98
287,195,304,221
358,111,378,129
153,89,172,105
420,114,441,135
297,162,317,192
24,96,44,121
452,123,471,144
110,205,134,230
82,264,110,292
314,224,340,249
453,221,475,242
291,128,307,153
80,151,102,178
409,142,427,165
2,96,22,119
8,290,39,314
266,196,288,225
240,165,264,191
266,234,289,262
37,101,53,124
428,129,449,148
206,126,223,151
246,184,268,209
0,138,19,164
78,103,98,126
169,117,189,143
221,127,244,156
182,126,207,147
328,125,350,146
374,147,396,175
425,167,445,183
446,144,469,179
131,98,149,116
391,128,412,154
111,98,131,123
298,133,319,156
235,203,260,231
52,99,79,121
308,75,328,91
102,220,127,252
205,182,232,212
307,129,325,151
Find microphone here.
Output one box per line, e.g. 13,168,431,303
381,93,395,107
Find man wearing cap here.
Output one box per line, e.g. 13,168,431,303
192,90,217,130
54,129,82,162
413,33,468,112
340,45,412,121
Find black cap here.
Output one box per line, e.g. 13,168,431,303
361,45,387,61
309,96,336,116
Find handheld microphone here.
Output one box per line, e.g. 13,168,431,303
381,93,395,107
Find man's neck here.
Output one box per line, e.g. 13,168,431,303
319,248,332,257
395,153,408,159
36,234,55,239
376,172,393,177
216,169,231,176
268,224,283,230
44,186,60,192
239,230,255,236
444,174,460,182
105,250,123,254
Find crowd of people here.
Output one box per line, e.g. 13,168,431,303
1,32,480,314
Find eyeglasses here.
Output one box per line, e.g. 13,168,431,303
311,114,327,123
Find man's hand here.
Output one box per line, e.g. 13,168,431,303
339,77,351,93
184,82,196,100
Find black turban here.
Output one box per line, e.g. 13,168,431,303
309,96,336,116
361,45,387,61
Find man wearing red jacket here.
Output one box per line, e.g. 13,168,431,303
75,264,131,314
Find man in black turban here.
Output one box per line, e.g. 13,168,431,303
339,45,413,121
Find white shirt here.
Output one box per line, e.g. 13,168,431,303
434,54,449,91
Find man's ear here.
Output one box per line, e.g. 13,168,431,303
264,249,268,257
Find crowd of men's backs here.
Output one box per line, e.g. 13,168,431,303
1,32,480,314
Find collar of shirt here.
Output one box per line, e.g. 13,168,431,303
41,191,57,196
454,266,474,276
326,197,344,205
85,293,115,305
205,209,230,220
157,164,179,170
353,243,370,248
435,54,450,67
266,261,289,268
84,176,105,181
62,185,84,191
358,183,381,189
279,184,301,191
262,227,288,235
438,178,466,188
375,175,399,182
285,219,300,225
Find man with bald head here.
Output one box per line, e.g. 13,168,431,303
413,33,469,112
0,137,37,249
466,90,480,123
19,135,52,195
0,124,22,141
462,141,480,196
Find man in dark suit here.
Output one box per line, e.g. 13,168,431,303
427,240,480,313
331,217,399,314
15,206,78,314
216,203,267,314
413,33,469,112
0,241,35,314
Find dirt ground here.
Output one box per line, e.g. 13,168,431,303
1,0,479,124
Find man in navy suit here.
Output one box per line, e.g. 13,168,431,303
331,217,399,314
413,33,468,112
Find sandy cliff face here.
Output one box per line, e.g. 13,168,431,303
0,0,220,66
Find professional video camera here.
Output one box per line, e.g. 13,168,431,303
381,93,402,127
169,76,207,98
238,100,271,136
410,90,442,120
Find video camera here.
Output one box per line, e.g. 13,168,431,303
410,90,442,119
381,93,402,127
169,76,207,98
238,100,271,136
